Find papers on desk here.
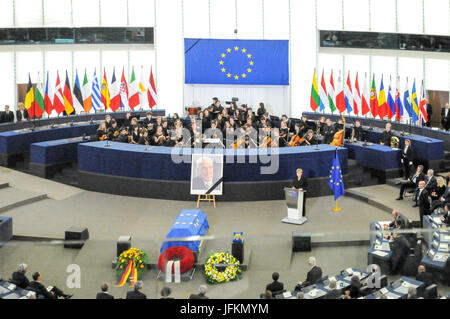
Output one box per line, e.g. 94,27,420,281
7,283,16,291
371,250,389,257
438,243,449,252
433,253,449,262
380,288,389,295
432,217,443,224
345,268,353,275
283,291,292,298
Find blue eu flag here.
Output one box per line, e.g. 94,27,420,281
328,151,345,200
184,38,289,85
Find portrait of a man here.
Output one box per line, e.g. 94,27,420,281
190,154,223,195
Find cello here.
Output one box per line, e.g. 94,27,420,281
330,115,346,147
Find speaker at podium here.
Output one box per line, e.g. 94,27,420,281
281,188,307,225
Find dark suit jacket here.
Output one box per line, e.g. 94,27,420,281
189,293,209,299
417,189,430,215
16,109,29,122
380,130,394,145
425,176,438,192
1,111,14,123
416,272,434,287
389,216,406,229
11,271,30,289
325,288,342,299
126,290,147,299
28,281,54,299
96,292,114,299
410,172,425,186
292,176,308,190
401,145,413,164
265,281,284,294
305,266,323,286
441,108,450,123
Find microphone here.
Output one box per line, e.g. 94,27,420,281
82,133,87,141
70,120,74,127
89,118,94,125
105,140,110,147
50,121,56,129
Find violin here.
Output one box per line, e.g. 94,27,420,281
233,136,245,149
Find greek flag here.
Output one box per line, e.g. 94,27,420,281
92,69,101,111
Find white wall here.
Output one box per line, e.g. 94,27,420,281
1,0,450,117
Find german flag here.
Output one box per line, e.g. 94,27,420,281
116,260,132,287
63,71,74,115
24,74,35,119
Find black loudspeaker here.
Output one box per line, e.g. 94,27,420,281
64,227,89,249
232,241,244,263
117,236,131,257
292,232,311,252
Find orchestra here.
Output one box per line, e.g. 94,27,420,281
93,99,390,150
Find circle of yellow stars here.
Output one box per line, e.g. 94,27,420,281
329,165,343,186
219,46,254,80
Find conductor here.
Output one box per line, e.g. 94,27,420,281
292,168,308,217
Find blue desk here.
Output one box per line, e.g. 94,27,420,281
365,277,424,299
30,137,88,165
421,215,449,277
368,234,393,275
0,122,98,166
345,142,401,170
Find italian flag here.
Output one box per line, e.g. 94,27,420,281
128,67,140,109
310,69,319,111
82,70,92,113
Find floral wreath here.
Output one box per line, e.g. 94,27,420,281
204,251,242,284
115,247,149,287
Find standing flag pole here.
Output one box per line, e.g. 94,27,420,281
328,148,344,212
328,69,337,115
310,68,320,113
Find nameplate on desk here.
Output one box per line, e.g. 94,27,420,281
371,250,389,257
380,288,389,295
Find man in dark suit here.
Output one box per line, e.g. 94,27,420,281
27,272,72,299
441,204,450,224
192,156,220,192
126,281,147,299
441,103,450,131
425,100,432,127
416,181,431,227
389,233,410,275
380,123,394,146
397,165,425,200
387,210,406,229
415,265,434,287
400,139,413,179
1,105,15,123
96,282,114,299
189,285,209,299
16,103,29,122
11,263,30,289
325,280,342,299
423,169,437,194
322,119,336,144
296,257,323,290
265,272,284,295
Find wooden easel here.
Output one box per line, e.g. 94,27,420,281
197,194,216,208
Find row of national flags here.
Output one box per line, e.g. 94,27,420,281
310,69,429,125
24,67,158,119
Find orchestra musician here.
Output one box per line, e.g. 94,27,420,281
380,123,394,146
352,120,364,141
108,120,120,141
301,129,317,146
142,111,154,128
279,121,289,147
96,122,108,141
138,129,150,145
317,116,326,136
322,118,336,144
299,115,311,135
152,125,167,146
116,127,129,143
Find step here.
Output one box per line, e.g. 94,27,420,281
0,187,47,213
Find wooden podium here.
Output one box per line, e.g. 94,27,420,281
281,188,307,225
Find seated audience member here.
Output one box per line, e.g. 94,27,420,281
126,281,146,299
160,287,174,299
345,275,363,299
28,272,72,299
265,272,284,295
431,177,446,201
325,280,342,299
296,291,304,299
189,285,209,299
424,169,437,193
96,282,114,299
430,180,450,213
407,287,417,299
442,204,450,224
261,290,272,299
385,210,405,229
11,263,30,289
416,265,434,287
1,105,15,123
397,165,425,200
16,103,29,122
295,257,323,290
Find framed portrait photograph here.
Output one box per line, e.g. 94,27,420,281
190,154,224,195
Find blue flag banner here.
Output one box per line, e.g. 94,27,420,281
328,150,345,201
184,38,289,85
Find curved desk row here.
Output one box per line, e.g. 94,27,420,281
78,142,348,201
0,109,166,133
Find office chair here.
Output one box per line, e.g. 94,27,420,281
423,284,438,299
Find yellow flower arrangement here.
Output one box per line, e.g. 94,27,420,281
204,251,242,285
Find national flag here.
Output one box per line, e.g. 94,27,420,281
370,74,378,118
335,71,346,113
411,80,420,123
395,77,404,121
403,78,412,120
361,73,370,116
128,67,140,109
63,71,74,115
328,150,345,201
91,69,101,111
44,71,53,115
328,70,336,113
139,66,148,109
120,68,129,110
387,78,396,120
148,66,158,108
419,80,428,126
82,70,92,113
24,74,35,119
319,70,329,112
353,72,362,116
73,70,84,114
378,76,388,119
310,69,320,111
101,69,110,110
344,72,353,114
53,71,65,115
109,68,121,112
34,73,45,118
